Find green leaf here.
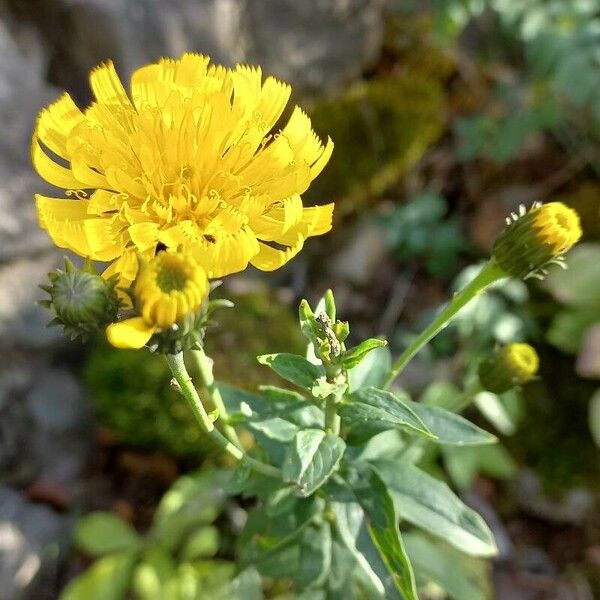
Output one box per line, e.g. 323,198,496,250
405,533,491,600
348,345,392,392
419,381,463,410
257,353,324,389
544,244,600,309
342,338,388,369
344,463,418,600
75,512,141,557
132,547,176,600
238,496,324,567
223,567,264,600
248,417,299,441
180,526,220,560
443,445,517,490
547,309,600,354
405,399,497,446
341,387,434,439
295,521,332,589
315,289,337,322
372,460,497,557
60,551,137,600
311,376,348,400
283,429,346,496
330,500,386,597
150,470,228,551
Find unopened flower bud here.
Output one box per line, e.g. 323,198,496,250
41,258,121,340
493,202,582,279
478,343,539,394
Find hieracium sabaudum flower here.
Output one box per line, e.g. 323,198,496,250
32,53,334,290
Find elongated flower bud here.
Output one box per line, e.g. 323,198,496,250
478,343,539,394
493,202,582,279
41,259,121,340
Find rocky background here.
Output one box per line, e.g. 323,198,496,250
0,1,385,598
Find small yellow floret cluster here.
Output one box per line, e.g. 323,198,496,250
106,250,208,349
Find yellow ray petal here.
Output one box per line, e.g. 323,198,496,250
71,152,109,188
87,190,119,215
128,222,159,252
250,232,305,271
190,228,260,278
102,249,139,288
310,136,334,179
84,218,125,261
90,61,131,107
257,76,291,132
31,139,83,189
35,195,89,229
106,317,156,349
34,92,84,158
301,202,335,236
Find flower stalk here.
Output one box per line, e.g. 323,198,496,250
190,347,243,449
165,352,280,479
325,398,341,436
384,260,507,388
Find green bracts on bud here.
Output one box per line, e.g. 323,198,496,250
492,202,582,280
478,343,539,394
40,258,121,341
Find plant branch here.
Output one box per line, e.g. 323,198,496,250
384,260,507,388
189,347,242,449
166,352,281,479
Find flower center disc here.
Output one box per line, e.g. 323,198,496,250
155,261,188,293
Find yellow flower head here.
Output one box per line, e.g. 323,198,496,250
493,202,582,279
33,53,334,288
531,202,582,255
106,250,208,349
478,342,539,394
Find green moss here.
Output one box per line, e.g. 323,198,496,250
307,73,445,215
84,342,211,457
206,290,305,389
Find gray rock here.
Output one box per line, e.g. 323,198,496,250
329,219,389,285
27,368,93,485
0,253,64,349
0,360,92,487
0,486,70,600
0,10,57,263
17,0,384,100
241,0,384,96
0,171,54,262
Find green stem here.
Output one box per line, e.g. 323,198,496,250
165,353,281,479
325,397,341,435
448,381,482,413
190,347,242,449
384,260,506,389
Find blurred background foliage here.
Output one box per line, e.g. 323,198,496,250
2,0,598,598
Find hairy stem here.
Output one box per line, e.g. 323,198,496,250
384,260,506,389
190,347,242,449
166,353,281,479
